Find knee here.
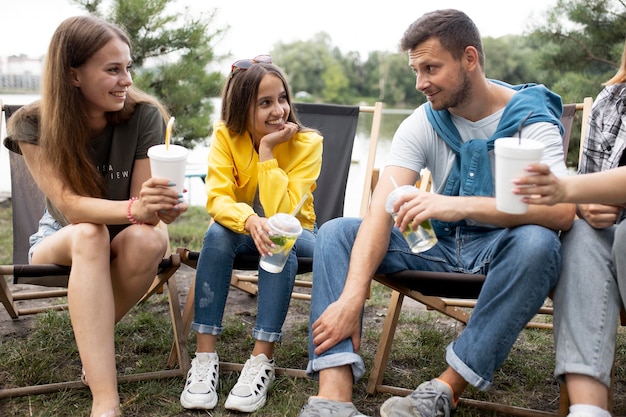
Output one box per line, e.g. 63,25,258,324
514,225,560,254
71,223,110,253
124,225,167,259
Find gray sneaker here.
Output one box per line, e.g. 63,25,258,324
298,397,370,417
379,379,456,417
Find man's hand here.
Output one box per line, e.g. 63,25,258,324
312,298,363,356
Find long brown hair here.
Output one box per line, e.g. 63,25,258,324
36,15,169,197
605,38,626,85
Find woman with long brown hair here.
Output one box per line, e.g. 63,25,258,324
4,15,187,417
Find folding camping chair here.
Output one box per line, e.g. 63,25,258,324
0,101,188,398
167,102,383,374
365,98,593,417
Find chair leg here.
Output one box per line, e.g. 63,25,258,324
558,382,569,417
168,273,196,369
166,274,189,373
366,290,404,394
0,271,19,319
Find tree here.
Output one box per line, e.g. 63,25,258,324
527,0,626,164
72,0,226,148
483,36,537,85
529,0,626,103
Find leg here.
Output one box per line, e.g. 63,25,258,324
294,218,367,416
30,210,167,417
182,222,255,410
382,225,562,417
109,223,170,322
226,228,317,412
449,225,561,390
307,218,367,388
555,220,618,413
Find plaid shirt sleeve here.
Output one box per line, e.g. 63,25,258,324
579,84,626,174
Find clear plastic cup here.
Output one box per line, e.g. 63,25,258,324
259,213,303,273
385,185,438,253
147,144,189,194
495,137,545,214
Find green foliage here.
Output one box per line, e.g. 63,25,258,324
528,0,626,103
71,0,225,148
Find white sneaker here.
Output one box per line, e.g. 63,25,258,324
180,353,219,410
224,353,275,412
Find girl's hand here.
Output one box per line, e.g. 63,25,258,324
245,215,274,255
578,203,623,229
133,178,185,224
157,201,188,224
260,122,298,148
512,163,566,206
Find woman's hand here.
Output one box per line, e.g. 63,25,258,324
257,122,298,162
512,163,566,206
260,121,298,147
132,178,187,224
245,214,274,256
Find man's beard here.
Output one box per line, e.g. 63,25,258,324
430,71,472,111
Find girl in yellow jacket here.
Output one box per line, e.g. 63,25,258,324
180,56,323,413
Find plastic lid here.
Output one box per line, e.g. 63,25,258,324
385,185,418,213
147,144,189,161
268,212,303,236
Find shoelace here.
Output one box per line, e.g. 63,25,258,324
239,360,265,385
412,385,452,417
192,360,215,382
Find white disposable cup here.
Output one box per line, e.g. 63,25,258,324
385,185,438,253
147,144,189,194
494,137,545,214
259,213,303,274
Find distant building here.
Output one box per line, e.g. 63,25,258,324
0,55,43,92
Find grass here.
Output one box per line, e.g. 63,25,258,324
1,203,626,416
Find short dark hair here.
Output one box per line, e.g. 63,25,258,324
400,9,485,68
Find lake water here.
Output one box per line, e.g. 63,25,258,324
1,93,412,217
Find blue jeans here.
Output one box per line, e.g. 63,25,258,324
192,221,316,342
554,219,626,388
306,217,561,390
28,209,63,263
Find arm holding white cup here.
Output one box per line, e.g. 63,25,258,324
513,163,626,206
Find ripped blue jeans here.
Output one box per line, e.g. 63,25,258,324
191,221,316,342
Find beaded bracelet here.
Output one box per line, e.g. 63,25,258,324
126,197,144,225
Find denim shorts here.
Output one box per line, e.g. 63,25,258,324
28,210,63,263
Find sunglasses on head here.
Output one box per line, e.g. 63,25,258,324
230,54,272,74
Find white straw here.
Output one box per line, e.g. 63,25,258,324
290,194,309,216
390,175,399,189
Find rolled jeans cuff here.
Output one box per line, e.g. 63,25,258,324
305,352,365,382
191,323,222,336
253,328,282,343
446,343,491,390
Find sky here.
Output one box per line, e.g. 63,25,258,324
2,0,556,73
